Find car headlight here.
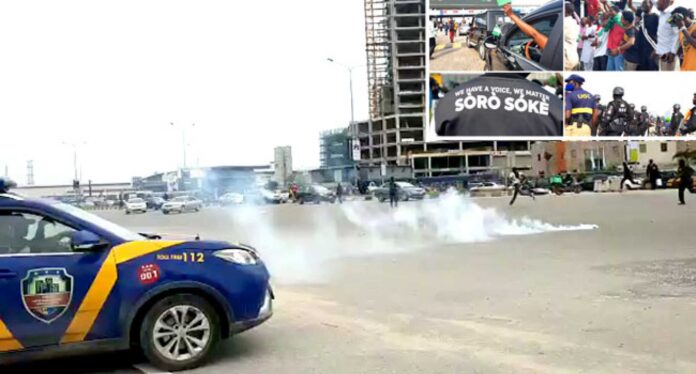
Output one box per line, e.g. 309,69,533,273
214,248,258,265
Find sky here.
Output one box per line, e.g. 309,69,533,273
0,0,369,185
580,72,696,118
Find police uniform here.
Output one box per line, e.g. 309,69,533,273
595,103,606,136
669,111,684,136
602,98,633,136
434,74,563,137
565,88,596,137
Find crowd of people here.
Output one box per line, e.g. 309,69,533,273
565,0,696,71
564,74,696,136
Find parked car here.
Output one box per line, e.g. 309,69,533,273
296,185,336,204
374,182,426,202
458,17,472,36
220,192,245,205
484,0,563,71
125,198,147,214
161,196,202,214
467,10,506,60
145,196,165,210
260,189,283,204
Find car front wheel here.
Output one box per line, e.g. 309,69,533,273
139,294,221,372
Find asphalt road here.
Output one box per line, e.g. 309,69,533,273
7,190,696,373
430,32,485,72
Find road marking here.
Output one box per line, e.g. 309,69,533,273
133,363,172,374
434,44,446,51
452,42,462,49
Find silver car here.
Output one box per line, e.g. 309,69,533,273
161,195,203,214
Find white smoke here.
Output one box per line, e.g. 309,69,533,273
222,190,597,284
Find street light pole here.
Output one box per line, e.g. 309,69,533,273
171,122,195,170
327,58,362,124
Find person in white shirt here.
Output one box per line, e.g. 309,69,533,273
581,17,598,70
429,20,437,58
654,0,680,70
593,13,611,70
509,168,535,206
565,2,581,70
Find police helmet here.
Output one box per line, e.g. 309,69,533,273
630,103,635,109
612,87,624,97
641,105,647,112
674,104,681,110
594,94,601,102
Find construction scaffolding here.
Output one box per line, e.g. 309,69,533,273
364,0,392,119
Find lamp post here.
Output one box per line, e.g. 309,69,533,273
326,58,366,125
170,122,195,170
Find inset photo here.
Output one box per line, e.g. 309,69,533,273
564,72,696,137
429,0,563,72
564,0,694,71
429,72,564,139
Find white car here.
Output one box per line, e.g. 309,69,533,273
125,198,147,214
220,192,244,205
162,196,203,214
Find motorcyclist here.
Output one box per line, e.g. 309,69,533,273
601,87,633,136
669,104,684,136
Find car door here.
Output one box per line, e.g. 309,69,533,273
499,12,560,71
0,209,118,350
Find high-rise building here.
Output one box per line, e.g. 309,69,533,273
361,0,531,178
320,128,353,168
273,146,293,186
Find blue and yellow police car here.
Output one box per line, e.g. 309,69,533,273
0,178,272,371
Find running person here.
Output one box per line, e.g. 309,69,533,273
677,159,694,205
620,161,637,191
509,167,535,206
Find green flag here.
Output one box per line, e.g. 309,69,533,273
496,0,512,6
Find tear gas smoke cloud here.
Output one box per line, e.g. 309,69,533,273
224,190,597,284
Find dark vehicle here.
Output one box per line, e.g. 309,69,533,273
296,185,336,205
146,196,165,210
485,0,563,71
374,181,426,202
467,10,506,60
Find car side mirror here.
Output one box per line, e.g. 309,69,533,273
70,230,107,252
484,36,497,49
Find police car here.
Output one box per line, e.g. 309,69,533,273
0,178,273,371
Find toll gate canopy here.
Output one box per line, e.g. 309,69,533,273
430,0,497,10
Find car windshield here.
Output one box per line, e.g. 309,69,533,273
52,202,142,241
129,198,144,203
395,182,415,188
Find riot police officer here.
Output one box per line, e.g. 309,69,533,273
669,104,684,136
627,104,640,136
636,105,651,136
594,95,605,136
601,87,633,136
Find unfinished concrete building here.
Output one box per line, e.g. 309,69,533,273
360,0,532,178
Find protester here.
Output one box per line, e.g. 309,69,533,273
581,17,598,70
389,177,398,208
655,0,680,71
565,2,581,70
606,8,630,71
509,167,534,206
430,20,437,58
448,19,456,44
565,74,598,137
592,12,611,70
672,6,696,70
676,159,694,205
669,104,684,135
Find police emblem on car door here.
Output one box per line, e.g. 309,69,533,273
21,268,73,324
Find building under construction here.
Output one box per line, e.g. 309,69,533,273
360,0,531,178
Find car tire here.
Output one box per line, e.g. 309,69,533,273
478,41,486,60
378,197,385,203
139,294,221,372
163,210,169,215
